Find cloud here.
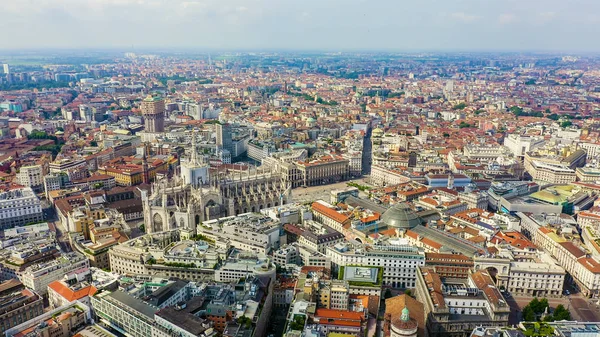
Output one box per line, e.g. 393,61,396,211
498,13,517,25
449,12,482,23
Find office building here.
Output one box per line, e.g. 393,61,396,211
0,187,43,229
216,123,234,155
326,242,425,289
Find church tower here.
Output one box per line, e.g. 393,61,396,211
142,150,150,185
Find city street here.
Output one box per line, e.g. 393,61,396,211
49,220,72,253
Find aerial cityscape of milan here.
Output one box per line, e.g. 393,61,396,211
2,1,600,337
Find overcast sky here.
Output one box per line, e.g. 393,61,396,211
2,0,600,52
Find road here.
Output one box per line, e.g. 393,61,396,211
367,317,377,337
50,220,72,253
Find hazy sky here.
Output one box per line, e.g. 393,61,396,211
2,0,600,52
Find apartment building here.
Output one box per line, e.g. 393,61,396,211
576,166,600,183
474,249,565,298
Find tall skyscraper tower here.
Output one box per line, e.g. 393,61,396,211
216,123,234,156
2,64,9,74
141,95,165,133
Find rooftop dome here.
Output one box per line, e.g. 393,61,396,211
381,203,422,230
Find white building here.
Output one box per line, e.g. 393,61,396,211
16,165,43,192
503,134,545,158
578,141,600,161
370,165,411,187
528,161,576,184
326,243,425,288
342,151,362,177
20,253,90,295
248,141,275,162
0,187,43,229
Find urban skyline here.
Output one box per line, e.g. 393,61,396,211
1,3,600,337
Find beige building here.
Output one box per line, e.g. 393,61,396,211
16,165,43,192
527,161,576,184
296,155,349,187
576,167,600,183
318,279,350,310
370,165,411,187
415,267,509,337
475,251,566,298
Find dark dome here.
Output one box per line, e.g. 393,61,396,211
381,203,422,230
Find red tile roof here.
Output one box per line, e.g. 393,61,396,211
47,281,97,302
578,257,600,273
315,308,363,321
559,242,585,258
311,202,351,224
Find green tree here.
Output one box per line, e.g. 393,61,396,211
523,306,536,321
510,106,524,117
453,102,467,110
560,121,572,128
539,298,549,312
290,315,306,330
404,289,412,297
551,305,571,321
384,288,393,299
